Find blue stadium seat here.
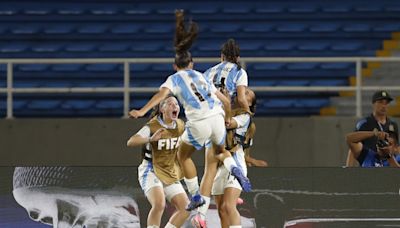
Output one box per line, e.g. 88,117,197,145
252,63,286,71
85,64,118,72
11,25,40,34
297,42,330,51
287,5,318,13
143,23,174,34
264,42,296,51
61,100,96,110
18,64,49,72
197,42,221,52
152,63,174,73
74,81,111,87
297,98,329,108
57,7,84,15
384,5,400,12
194,63,214,72
310,79,348,86
276,80,310,86
242,24,274,33
354,5,382,13
32,43,63,53
263,99,295,108
40,81,74,87
123,8,152,15
13,81,41,88
64,43,97,52
373,23,400,32
286,63,319,70
0,43,29,53
23,6,53,15
27,100,61,109
98,43,130,52
0,7,19,16
131,42,161,52
309,23,340,33
209,24,242,33
51,64,83,72
129,63,151,72
89,7,118,15
320,5,352,13
0,25,9,34
342,23,371,32
254,5,284,14
319,63,353,70
276,23,308,33
43,24,76,34
110,24,141,34
190,6,218,15
330,42,363,51
13,100,28,111
95,100,122,109
221,6,251,14
77,24,109,34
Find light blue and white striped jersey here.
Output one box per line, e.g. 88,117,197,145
233,114,251,138
204,61,248,98
160,69,224,121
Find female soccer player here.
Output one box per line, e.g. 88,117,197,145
127,95,189,228
192,88,266,228
204,38,250,113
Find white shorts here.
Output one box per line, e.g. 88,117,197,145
212,147,247,195
138,160,186,202
181,114,226,150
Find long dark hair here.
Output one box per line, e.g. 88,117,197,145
249,91,257,114
221,38,241,70
174,9,198,69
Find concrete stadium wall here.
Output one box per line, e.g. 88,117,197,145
1,117,397,166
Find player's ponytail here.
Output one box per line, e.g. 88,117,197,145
174,9,198,69
221,38,241,70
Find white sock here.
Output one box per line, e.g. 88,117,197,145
147,226,159,228
184,176,199,195
223,156,237,171
164,222,177,228
229,226,242,228
197,195,211,219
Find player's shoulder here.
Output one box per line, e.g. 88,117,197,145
355,115,374,130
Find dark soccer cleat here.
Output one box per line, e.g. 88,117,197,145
231,166,252,192
185,194,205,211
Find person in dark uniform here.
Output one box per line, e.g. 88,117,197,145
346,90,399,166
346,128,400,167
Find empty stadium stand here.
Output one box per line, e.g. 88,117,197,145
0,0,400,117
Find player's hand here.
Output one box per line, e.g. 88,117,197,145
376,131,388,140
252,159,268,167
150,128,167,142
225,118,231,127
129,109,145,119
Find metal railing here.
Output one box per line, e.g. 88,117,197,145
1,56,400,119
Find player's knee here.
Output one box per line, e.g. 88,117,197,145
223,201,237,214
219,202,229,216
152,200,166,213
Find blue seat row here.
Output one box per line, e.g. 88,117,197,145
0,40,383,58
1,1,399,18
0,95,332,117
1,22,399,38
